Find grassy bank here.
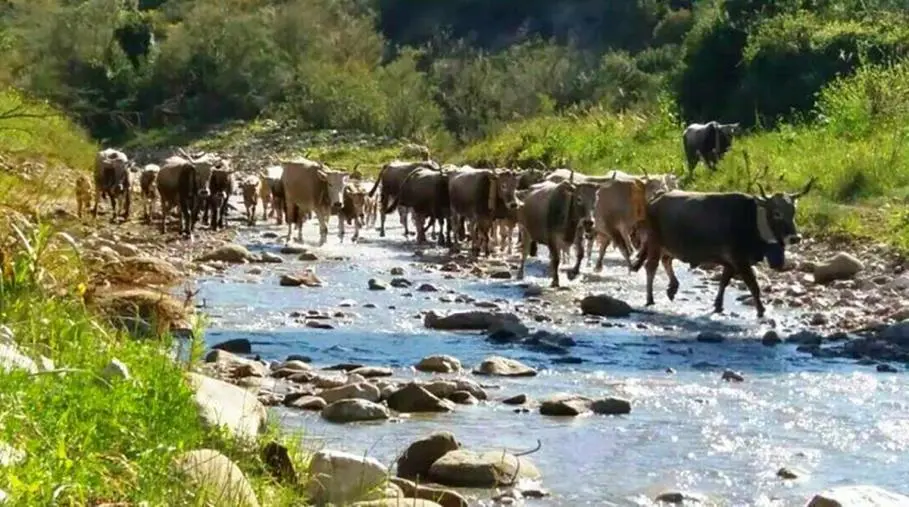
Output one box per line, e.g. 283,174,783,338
0,96,307,505
457,81,909,254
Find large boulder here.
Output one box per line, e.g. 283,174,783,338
473,356,537,377
307,449,389,505
591,397,632,415
211,338,252,354
415,355,462,373
197,244,256,264
387,384,455,413
353,500,442,507
173,449,260,507
580,294,633,318
805,486,909,506
279,271,322,287
204,350,268,378
539,394,593,416
187,373,267,440
389,478,469,507
428,450,541,488
423,311,522,332
322,399,390,423
813,252,864,284
396,432,461,480
319,382,382,404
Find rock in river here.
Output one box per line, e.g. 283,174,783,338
502,394,527,405
368,278,388,290
424,310,522,331
307,449,389,505
349,366,394,378
173,449,260,507
389,478,468,507
580,294,633,318
805,485,909,507
428,450,541,488
592,397,632,415
387,383,455,413
287,395,327,411
319,382,381,404
322,399,390,423
448,391,478,405
540,394,593,416
197,244,256,264
415,355,462,373
473,356,537,377
813,252,864,284
280,271,322,287
211,338,252,354
396,431,461,480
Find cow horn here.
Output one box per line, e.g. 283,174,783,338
756,182,770,200
569,168,575,184
791,176,817,200
534,160,546,171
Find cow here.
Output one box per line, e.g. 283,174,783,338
448,166,507,257
367,160,440,238
281,158,348,246
385,167,451,246
338,179,369,243
204,167,233,231
510,172,594,288
238,176,260,226
630,178,816,318
138,164,160,223
492,168,547,254
156,151,222,237
75,174,93,218
258,165,285,225
683,121,740,179
589,171,678,270
92,148,132,223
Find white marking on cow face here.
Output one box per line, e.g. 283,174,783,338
756,205,778,244
325,171,348,209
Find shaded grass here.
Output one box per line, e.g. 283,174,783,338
456,103,909,255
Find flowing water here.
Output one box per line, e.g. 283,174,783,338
194,211,909,506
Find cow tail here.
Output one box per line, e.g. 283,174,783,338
368,164,386,198
630,241,648,272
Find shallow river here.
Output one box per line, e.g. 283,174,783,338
195,213,909,506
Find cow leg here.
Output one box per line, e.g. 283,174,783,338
353,215,362,243
713,265,735,314
415,214,428,244
548,241,561,288
737,264,766,318
378,193,388,237
92,188,101,218
108,193,118,224
399,207,411,237
517,228,531,281
338,213,346,243
595,233,612,272
662,255,679,301
568,236,584,281
643,243,662,307
284,202,294,244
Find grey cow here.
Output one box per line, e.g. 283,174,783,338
368,160,441,238
631,178,816,318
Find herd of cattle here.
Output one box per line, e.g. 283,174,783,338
75,120,815,318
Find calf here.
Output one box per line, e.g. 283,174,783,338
238,176,260,226
338,180,368,243
386,167,451,246
631,178,815,318
259,165,284,224
683,121,740,179
75,174,93,218
510,173,594,287
281,158,348,245
368,160,440,238
494,168,546,254
138,164,160,223
92,148,132,223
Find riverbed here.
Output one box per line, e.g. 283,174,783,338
195,213,909,506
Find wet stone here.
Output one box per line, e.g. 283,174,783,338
761,331,782,347
368,279,387,291
722,370,745,382
390,267,405,275
877,363,899,373
502,394,527,405
390,277,412,288
305,321,334,330
696,331,725,343
776,467,802,480
417,283,439,292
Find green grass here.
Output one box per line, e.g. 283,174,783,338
456,99,909,255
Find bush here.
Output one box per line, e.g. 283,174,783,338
816,60,909,138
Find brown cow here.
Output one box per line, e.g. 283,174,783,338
238,176,260,226
338,179,369,243
75,174,93,218
589,176,649,271
493,168,546,253
259,165,284,224
448,165,505,257
138,164,160,223
510,173,594,287
281,158,348,245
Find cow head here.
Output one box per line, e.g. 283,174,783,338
343,182,367,220
322,169,348,211
719,122,741,137
239,177,260,206
755,178,816,265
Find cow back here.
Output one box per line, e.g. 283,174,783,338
282,161,327,212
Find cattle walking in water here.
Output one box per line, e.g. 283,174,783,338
281,158,348,246
75,174,93,219
682,121,740,179
385,166,451,246
494,168,546,254
368,160,440,238
631,177,816,318
92,148,132,223
510,172,594,287
238,176,261,226
338,179,369,243
259,165,285,225
448,166,506,257
204,167,233,231
138,164,160,224
156,151,222,237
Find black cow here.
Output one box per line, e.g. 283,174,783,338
204,169,233,231
92,148,132,223
630,178,816,318
682,121,740,179
385,167,451,246
157,151,220,237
